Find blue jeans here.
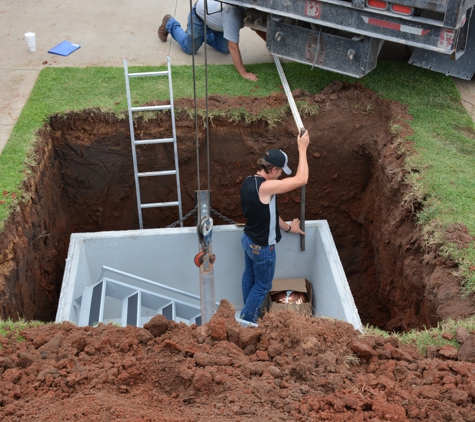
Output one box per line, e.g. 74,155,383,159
240,233,276,323
166,8,229,55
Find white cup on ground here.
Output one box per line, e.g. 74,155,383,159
25,32,36,52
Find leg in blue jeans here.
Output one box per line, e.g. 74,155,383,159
206,30,229,53
166,9,229,55
166,11,204,55
240,233,276,323
241,242,254,305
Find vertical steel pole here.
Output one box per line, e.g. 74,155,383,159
197,190,216,323
167,55,184,227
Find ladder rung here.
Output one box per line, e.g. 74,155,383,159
134,138,174,145
141,201,179,209
131,105,171,112
128,71,169,78
138,170,176,177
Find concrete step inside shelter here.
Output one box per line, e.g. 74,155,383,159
75,267,203,327
56,221,363,331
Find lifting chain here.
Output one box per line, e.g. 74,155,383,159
166,206,237,228
166,206,198,228
210,207,238,225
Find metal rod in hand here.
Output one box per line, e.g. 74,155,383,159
273,55,306,251
300,185,306,251
273,55,304,130
299,127,306,251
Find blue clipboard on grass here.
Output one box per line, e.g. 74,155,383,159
48,40,81,56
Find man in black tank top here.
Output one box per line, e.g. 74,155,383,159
239,130,310,323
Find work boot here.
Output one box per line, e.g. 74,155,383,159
158,14,172,42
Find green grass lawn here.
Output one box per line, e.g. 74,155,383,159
1,60,474,289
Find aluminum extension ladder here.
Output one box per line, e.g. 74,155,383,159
123,56,183,229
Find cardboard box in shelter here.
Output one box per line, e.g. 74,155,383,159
265,278,314,317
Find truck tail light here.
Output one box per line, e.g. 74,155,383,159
367,0,388,10
390,4,414,15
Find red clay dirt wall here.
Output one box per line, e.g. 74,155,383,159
0,83,473,329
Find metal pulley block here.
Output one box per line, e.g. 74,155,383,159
198,216,213,249
194,215,216,267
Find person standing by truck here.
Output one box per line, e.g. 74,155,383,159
239,130,310,323
158,0,258,81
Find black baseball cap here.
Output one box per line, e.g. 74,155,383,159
264,149,292,175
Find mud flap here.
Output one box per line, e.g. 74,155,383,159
409,10,475,80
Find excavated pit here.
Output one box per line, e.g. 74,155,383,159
1,82,474,331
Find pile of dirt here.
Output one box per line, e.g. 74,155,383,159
1,300,475,421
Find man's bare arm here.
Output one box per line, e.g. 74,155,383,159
228,41,258,81
279,216,305,235
259,130,310,201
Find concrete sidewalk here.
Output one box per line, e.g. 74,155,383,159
0,0,271,154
